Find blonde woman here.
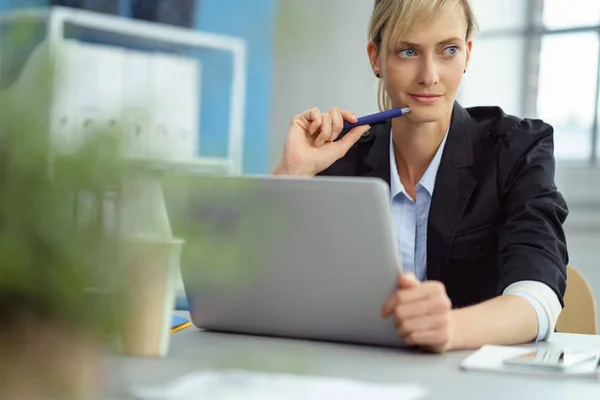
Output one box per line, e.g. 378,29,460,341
274,0,568,353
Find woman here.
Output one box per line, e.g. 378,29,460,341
274,0,568,353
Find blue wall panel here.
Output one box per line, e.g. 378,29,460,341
196,0,275,174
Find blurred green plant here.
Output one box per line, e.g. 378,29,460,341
0,17,129,399
0,65,127,339
0,11,307,398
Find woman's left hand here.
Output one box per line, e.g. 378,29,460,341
381,273,456,353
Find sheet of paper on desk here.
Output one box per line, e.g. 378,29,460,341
130,369,429,400
461,345,600,378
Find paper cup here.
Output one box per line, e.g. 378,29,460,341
118,236,184,357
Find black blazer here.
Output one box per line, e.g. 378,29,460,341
317,102,569,309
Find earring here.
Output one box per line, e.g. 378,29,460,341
376,72,381,78
463,69,466,74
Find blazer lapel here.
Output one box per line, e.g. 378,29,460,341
427,103,478,283
351,109,478,284
357,121,392,186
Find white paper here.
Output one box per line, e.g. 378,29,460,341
148,53,200,161
123,50,152,110
131,369,429,400
121,50,152,158
460,345,600,378
49,40,125,152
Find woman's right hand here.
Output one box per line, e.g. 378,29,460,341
274,107,371,177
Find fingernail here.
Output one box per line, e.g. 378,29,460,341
315,138,324,147
331,132,338,141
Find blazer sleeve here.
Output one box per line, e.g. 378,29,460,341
496,118,568,306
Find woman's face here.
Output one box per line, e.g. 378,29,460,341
369,4,472,124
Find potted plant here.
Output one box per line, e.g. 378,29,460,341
0,23,127,399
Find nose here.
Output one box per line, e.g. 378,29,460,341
418,56,439,87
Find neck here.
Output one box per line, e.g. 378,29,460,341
391,116,450,189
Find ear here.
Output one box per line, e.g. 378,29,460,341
367,41,382,77
464,39,473,70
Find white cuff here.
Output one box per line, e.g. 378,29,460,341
503,280,562,341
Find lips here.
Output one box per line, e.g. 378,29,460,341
409,94,443,104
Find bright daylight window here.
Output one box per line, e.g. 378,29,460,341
460,0,600,164
536,0,600,162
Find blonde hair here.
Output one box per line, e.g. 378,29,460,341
368,0,479,111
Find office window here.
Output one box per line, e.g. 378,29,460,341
536,0,600,162
470,0,529,32
460,1,600,164
542,0,600,30
596,101,600,161
536,32,599,161
459,37,525,116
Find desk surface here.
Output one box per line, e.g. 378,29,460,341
108,318,600,399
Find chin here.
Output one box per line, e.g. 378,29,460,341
399,98,453,122
404,107,447,124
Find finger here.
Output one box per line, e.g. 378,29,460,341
334,125,370,155
396,313,450,336
300,107,320,121
382,283,448,320
396,281,446,304
398,272,420,289
292,117,311,132
381,290,400,318
394,295,450,322
403,328,451,349
341,110,358,124
300,108,322,135
315,113,332,147
394,299,437,322
328,107,344,141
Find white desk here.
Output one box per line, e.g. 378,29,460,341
108,321,600,399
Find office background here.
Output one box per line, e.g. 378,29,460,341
0,0,275,174
0,1,598,321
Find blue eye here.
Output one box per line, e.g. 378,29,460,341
398,48,416,58
442,46,459,56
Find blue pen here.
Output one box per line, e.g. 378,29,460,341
340,107,411,135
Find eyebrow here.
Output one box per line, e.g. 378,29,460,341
394,37,464,48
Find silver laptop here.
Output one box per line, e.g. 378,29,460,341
161,173,404,348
